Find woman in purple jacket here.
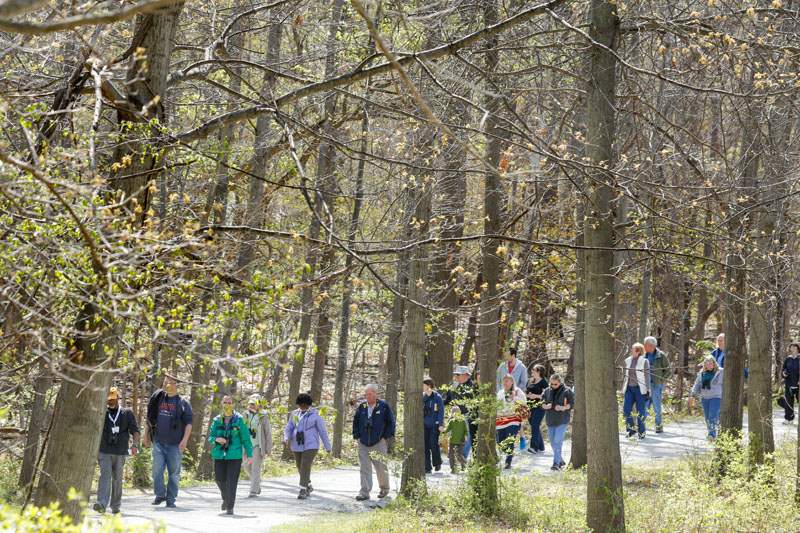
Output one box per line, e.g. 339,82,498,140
283,393,331,499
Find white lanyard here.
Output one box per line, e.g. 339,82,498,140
108,408,121,426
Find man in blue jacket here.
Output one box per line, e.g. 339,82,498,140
422,378,445,474
353,383,395,501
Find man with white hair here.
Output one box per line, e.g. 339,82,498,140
353,383,395,501
643,336,671,434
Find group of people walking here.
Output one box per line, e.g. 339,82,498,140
90,336,800,516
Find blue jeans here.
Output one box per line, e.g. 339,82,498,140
152,441,182,504
649,383,664,427
462,420,477,459
623,386,647,435
528,408,545,452
701,397,721,438
496,425,519,465
547,424,568,466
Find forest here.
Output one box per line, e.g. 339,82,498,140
1,0,800,531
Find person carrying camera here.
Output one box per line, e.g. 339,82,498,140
93,387,139,515
208,395,253,515
353,383,395,501
283,393,331,500
143,375,193,508
242,394,273,497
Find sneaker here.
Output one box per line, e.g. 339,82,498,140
435,465,441,472
306,484,314,495
92,503,105,514
298,489,308,500
559,461,566,468
166,502,177,508
151,497,166,506
655,426,664,434
638,433,645,440
377,489,390,499
526,448,538,454
355,494,369,501
226,508,233,515
504,463,511,470
550,465,560,471
425,469,432,474
111,509,120,515
247,493,258,498
626,430,636,438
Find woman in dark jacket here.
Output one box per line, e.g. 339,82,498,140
525,364,547,454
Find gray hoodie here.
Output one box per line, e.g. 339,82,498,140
691,368,724,400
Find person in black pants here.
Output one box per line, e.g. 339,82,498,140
422,378,445,473
781,343,800,424
525,365,548,454
208,396,253,515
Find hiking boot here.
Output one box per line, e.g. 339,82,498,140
435,465,441,472
111,509,120,515
378,489,390,499
655,426,664,434
166,502,177,508
92,503,105,514
226,508,234,515
355,494,369,501
151,497,166,506
298,489,308,500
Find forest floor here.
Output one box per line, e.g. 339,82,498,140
102,411,796,532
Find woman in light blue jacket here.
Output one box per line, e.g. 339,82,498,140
691,356,724,440
283,393,331,500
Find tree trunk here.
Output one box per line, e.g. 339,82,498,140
110,2,184,220
399,143,433,495
570,195,587,469
19,353,51,491
584,1,625,530
385,191,415,413
473,0,503,513
34,305,112,520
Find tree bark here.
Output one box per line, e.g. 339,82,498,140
18,353,51,490
584,1,625,530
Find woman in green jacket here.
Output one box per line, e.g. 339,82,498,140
208,395,253,515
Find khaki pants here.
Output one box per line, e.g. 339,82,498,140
358,440,389,497
448,442,466,472
293,449,318,488
243,445,264,495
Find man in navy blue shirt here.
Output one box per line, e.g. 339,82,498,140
144,375,193,508
353,383,395,501
422,378,445,474
711,334,725,367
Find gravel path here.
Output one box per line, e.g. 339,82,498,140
100,411,795,532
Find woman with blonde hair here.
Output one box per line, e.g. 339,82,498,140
690,356,724,440
495,374,526,469
621,342,651,439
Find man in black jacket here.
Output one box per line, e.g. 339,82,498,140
782,343,800,423
93,387,140,514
